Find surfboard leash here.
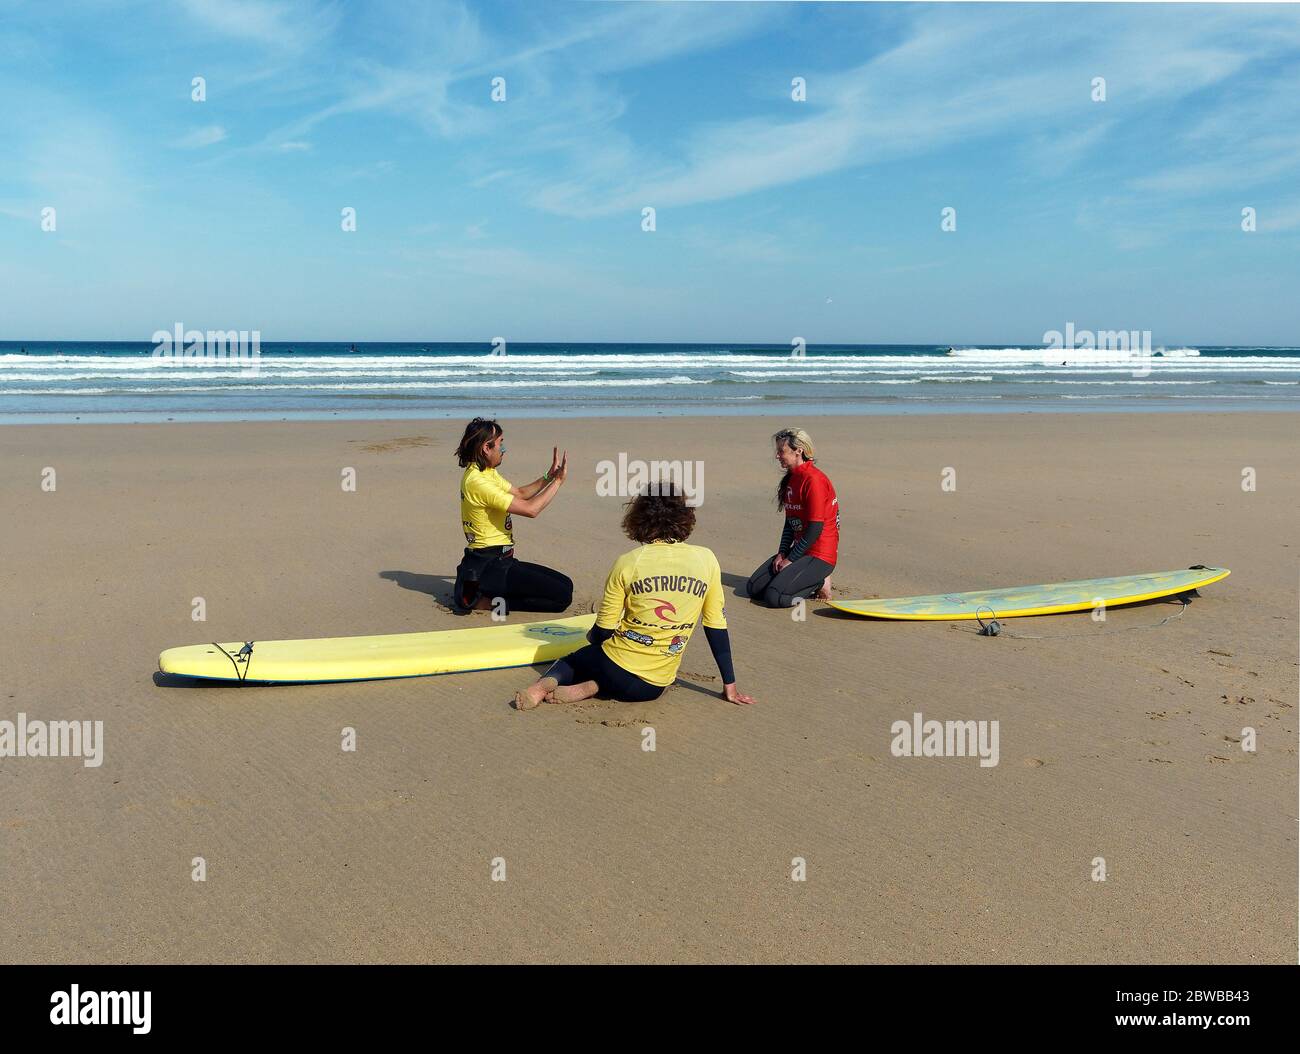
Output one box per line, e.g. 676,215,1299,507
210,641,255,682
972,595,1194,640
973,564,1215,640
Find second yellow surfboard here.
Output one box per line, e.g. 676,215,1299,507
828,567,1229,620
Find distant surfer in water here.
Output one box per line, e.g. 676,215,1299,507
451,417,573,615
746,427,838,607
513,486,754,709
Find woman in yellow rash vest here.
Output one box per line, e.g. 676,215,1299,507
513,487,755,709
451,418,573,615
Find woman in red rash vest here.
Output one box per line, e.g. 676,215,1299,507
746,427,838,608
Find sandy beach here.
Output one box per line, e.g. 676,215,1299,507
0,412,1295,963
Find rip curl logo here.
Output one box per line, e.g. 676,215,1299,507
650,598,677,620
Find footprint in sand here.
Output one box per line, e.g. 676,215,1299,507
355,435,434,453
599,717,649,728
815,752,875,766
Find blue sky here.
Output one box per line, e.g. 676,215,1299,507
1,0,1298,345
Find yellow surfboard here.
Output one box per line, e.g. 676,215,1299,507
828,567,1229,620
158,614,596,684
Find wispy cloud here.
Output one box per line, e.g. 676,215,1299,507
177,124,228,148
520,4,1300,217
470,169,512,188
217,1,778,161
680,229,791,266
1,114,135,221
1259,202,1300,233
2,0,1297,342
177,0,341,51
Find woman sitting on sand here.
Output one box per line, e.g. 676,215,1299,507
514,487,755,709
746,427,838,608
451,417,573,614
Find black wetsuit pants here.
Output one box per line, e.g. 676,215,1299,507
747,555,834,608
455,548,572,613
546,643,665,702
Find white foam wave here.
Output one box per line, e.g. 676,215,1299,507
0,376,712,396
948,346,1203,361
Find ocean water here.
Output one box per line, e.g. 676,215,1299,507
1,341,1298,423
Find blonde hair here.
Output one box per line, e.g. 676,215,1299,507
772,427,815,461
773,427,816,506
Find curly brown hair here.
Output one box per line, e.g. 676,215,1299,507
622,486,696,544
454,417,502,469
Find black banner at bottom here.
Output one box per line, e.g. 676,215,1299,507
2,964,1292,1039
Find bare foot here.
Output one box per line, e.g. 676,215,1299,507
513,677,556,711
550,680,600,704
813,577,833,600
